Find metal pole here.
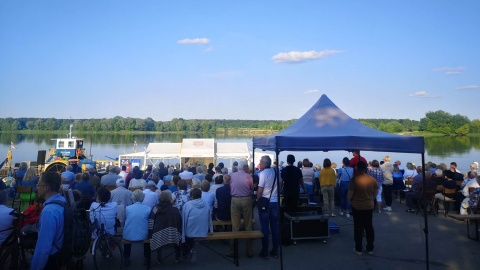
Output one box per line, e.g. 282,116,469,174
276,149,283,270
421,153,429,270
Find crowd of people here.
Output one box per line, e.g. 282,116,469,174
2,154,479,268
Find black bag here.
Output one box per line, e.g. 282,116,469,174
48,200,92,265
258,197,270,213
258,168,276,213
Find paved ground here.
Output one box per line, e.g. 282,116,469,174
82,198,480,270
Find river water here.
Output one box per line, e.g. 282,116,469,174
1,133,479,173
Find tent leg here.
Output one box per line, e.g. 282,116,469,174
421,153,429,270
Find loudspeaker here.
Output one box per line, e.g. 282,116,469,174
37,150,46,165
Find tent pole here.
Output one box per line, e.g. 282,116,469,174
421,153,429,270
275,149,283,270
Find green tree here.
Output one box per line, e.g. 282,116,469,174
471,119,480,133
455,124,470,135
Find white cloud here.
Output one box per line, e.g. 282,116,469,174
272,50,343,63
177,38,210,45
205,46,214,52
433,66,466,75
304,89,320,94
409,91,441,98
455,85,480,90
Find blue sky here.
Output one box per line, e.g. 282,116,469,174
1,1,479,121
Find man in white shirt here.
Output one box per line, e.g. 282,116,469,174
118,166,128,180
142,181,159,208
179,165,194,180
462,171,479,197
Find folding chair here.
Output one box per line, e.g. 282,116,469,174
11,186,34,212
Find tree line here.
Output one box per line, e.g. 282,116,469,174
0,117,296,133
0,111,478,135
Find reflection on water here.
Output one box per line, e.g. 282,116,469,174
1,133,479,173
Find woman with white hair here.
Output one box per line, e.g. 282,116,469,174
123,189,152,266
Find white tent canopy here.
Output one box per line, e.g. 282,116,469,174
145,143,182,159
119,139,251,170
216,143,250,160
180,139,215,158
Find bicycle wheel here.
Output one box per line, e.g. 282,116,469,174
92,235,124,270
0,243,34,270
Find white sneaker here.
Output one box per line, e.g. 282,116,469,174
339,211,344,216
382,207,389,211
385,207,392,212
331,213,336,217
346,213,350,218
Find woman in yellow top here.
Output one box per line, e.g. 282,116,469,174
320,158,337,217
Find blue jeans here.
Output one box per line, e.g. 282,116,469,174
340,181,351,212
258,202,279,255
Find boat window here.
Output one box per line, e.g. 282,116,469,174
68,141,74,148
58,141,64,148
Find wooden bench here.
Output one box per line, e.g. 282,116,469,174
122,230,263,268
212,219,255,226
448,213,480,241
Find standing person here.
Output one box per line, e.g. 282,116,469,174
301,158,315,202
320,158,337,217
31,171,67,270
348,161,379,255
257,155,279,259
367,160,384,213
380,156,394,212
350,150,367,176
281,155,306,214
228,162,254,258
118,166,128,180
337,157,354,217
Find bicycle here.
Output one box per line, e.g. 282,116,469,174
0,210,37,270
90,203,124,270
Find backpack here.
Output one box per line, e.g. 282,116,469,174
47,199,92,265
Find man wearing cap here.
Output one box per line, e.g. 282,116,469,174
143,181,159,208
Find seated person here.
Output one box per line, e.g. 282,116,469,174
149,190,182,263
123,190,151,266
0,188,15,246
181,188,212,262
201,180,215,214
405,172,434,212
19,197,45,233
460,176,480,215
215,175,231,221
74,173,95,201
89,187,118,238
172,179,190,213
143,181,159,208
433,169,445,192
434,170,457,210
